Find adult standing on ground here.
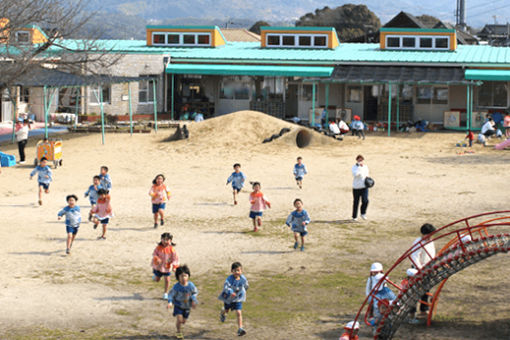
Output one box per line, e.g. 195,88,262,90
352,154,369,221
410,223,437,315
15,119,30,164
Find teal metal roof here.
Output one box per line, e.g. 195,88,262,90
465,69,510,81
380,28,455,33
261,26,336,32
52,40,510,68
166,63,333,77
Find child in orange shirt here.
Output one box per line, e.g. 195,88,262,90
149,174,171,229
152,232,179,300
91,189,112,239
248,182,270,232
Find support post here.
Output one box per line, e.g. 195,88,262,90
74,87,79,129
43,86,48,139
152,79,158,132
387,83,392,137
396,84,400,132
171,74,174,121
311,82,316,127
325,83,330,127
10,88,16,143
469,85,474,131
466,84,470,131
99,85,105,145
128,82,133,136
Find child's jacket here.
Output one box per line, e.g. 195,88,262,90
168,282,198,309
84,184,102,203
286,209,311,233
149,184,170,204
218,274,249,303
227,171,246,189
151,244,179,273
293,163,308,177
57,206,81,228
30,165,52,184
99,173,112,190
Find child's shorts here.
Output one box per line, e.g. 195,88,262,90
152,203,166,214
153,269,171,277
173,305,191,319
249,211,263,219
89,199,97,205
295,231,308,237
95,216,109,225
232,186,242,193
224,302,243,311
38,182,50,190
295,176,303,181
66,225,79,234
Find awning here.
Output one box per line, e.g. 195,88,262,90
465,69,510,81
166,63,334,77
307,65,475,85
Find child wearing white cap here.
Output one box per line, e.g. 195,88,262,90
339,320,360,340
400,268,419,324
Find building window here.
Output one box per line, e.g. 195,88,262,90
16,31,30,44
314,36,327,46
416,86,433,104
153,34,165,45
138,78,155,104
183,34,195,44
168,34,179,44
433,87,448,104
20,87,30,103
387,37,400,48
282,35,295,46
416,86,448,105
419,37,433,48
347,86,362,102
300,84,313,101
220,76,253,100
435,38,448,48
478,81,508,108
267,35,280,46
89,85,111,104
197,34,210,45
299,36,311,46
402,37,415,48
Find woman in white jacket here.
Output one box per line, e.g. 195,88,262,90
352,154,369,221
15,119,30,164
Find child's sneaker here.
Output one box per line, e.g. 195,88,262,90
234,200,238,205
176,333,184,339
219,310,226,322
66,248,70,255
160,219,164,226
154,223,158,229
300,245,305,251
93,223,98,229
293,242,298,249
38,200,42,206
237,328,246,336
163,293,168,300
88,215,92,221
408,318,420,324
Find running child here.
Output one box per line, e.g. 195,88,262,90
30,157,52,205
167,265,198,340
149,174,171,228
152,232,179,300
293,157,307,189
99,166,112,191
285,198,311,251
57,194,81,255
226,163,246,205
218,262,249,337
248,182,270,232
91,189,112,239
84,175,102,221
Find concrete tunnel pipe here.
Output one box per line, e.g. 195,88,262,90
296,129,312,148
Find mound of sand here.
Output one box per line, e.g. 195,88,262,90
167,110,338,149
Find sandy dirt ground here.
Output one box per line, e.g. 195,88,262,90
1,111,509,340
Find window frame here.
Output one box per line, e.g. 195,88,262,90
151,32,212,47
385,35,450,50
138,77,155,104
89,85,111,105
477,81,509,109
15,31,30,44
265,33,329,48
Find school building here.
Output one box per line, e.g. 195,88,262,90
2,20,510,130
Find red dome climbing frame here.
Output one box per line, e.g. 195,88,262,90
351,211,510,340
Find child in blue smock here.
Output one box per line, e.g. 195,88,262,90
99,166,112,191
285,198,311,251
293,157,307,189
219,262,249,337
226,163,246,205
167,265,198,340
30,157,52,206
57,195,81,255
